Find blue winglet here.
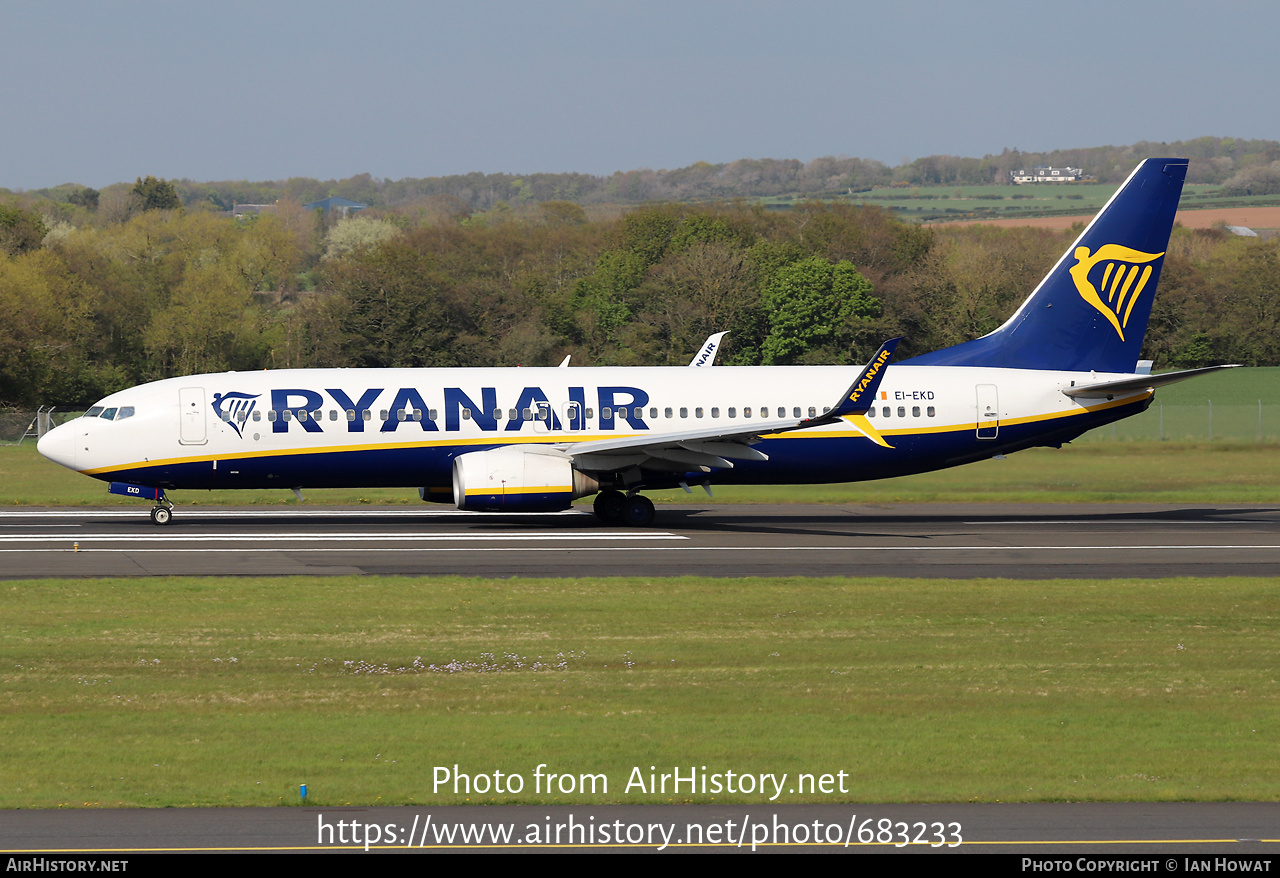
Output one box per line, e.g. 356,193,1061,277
804,338,900,425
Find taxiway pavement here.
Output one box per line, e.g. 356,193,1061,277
4,503,1278,579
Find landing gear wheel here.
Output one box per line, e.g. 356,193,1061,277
593,490,627,523
150,506,172,526
622,495,655,527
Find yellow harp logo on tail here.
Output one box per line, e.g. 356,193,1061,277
1068,244,1164,341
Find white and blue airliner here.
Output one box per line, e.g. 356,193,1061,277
38,159,1231,525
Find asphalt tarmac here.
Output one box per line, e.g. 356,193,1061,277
3,803,1278,855
3,502,1278,579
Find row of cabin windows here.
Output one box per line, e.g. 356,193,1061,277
218,404,948,425
220,405,842,424
867,406,936,418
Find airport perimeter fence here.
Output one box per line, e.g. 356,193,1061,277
1075,400,1280,443
0,408,84,446
1,403,1277,445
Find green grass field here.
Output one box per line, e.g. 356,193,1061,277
766,182,1280,223
3,574,1276,808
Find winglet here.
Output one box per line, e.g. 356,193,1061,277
689,332,728,367
802,338,900,426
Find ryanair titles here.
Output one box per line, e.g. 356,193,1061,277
218,385,654,436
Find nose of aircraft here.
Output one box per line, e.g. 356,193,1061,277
36,421,77,471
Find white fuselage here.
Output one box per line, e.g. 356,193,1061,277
37,363,1150,493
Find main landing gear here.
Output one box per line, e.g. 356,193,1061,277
593,490,655,527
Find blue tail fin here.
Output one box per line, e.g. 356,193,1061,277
901,158,1187,373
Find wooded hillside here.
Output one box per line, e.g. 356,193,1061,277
2,188,1276,407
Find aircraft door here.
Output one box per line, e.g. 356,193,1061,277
533,401,553,433
179,387,208,445
975,384,999,439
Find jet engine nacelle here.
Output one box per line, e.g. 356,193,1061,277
452,447,599,512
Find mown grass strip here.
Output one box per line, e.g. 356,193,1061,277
3,575,1276,807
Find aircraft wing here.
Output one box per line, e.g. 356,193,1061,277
562,339,901,472
1062,364,1239,399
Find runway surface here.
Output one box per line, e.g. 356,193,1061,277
3,502,1279,579
3,802,1278,854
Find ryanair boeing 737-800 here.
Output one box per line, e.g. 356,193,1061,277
38,159,1231,526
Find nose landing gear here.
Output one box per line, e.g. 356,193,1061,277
108,482,174,525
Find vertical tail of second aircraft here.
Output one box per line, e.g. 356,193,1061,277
901,158,1188,374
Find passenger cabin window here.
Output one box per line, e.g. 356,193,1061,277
711,407,719,418
927,406,936,417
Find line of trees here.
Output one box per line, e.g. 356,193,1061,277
7,138,1279,219
1,189,1278,408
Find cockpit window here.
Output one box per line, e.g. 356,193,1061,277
116,407,135,420
100,408,118,420
84,407,104,418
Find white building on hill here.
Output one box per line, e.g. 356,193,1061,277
1010,166,1084,184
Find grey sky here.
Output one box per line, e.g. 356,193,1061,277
3,0,1277,189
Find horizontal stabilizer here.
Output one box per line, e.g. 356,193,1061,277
1062,365,1239,399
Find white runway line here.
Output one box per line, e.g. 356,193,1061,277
5,543,1279,554
0,531,687,544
